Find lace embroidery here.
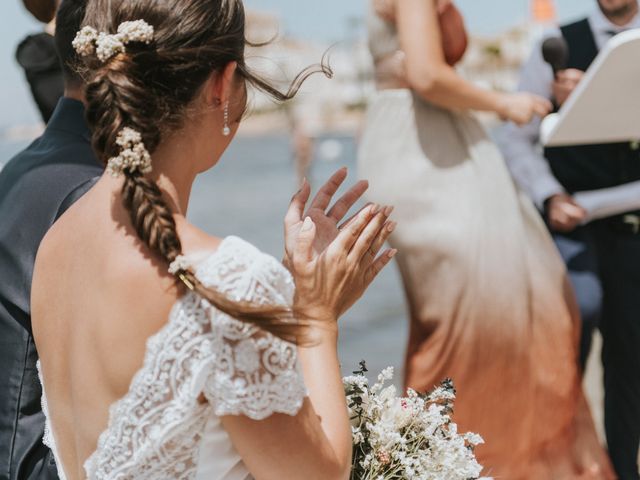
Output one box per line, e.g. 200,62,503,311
39,236,305,479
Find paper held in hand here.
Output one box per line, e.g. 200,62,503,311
541,29,640,147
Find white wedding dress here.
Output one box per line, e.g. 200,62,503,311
37,236,307,480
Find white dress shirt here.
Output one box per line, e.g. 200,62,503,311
497,7,640,221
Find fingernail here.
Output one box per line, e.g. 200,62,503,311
301,216,314,232
300,177,307,188
384,205,394,216
387,221,397,232
370,204,380,215
388,249,398,258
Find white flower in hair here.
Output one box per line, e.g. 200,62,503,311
106,127,153,177
72,26,99,56
72,19,155,62
95,32,125,62
168,256,191,275
117,20,155,44
116,127,143,148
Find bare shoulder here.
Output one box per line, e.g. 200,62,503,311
32,211,76,303
31,206,90,348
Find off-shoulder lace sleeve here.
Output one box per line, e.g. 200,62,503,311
190,236,307,420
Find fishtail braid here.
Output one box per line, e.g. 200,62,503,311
78,0,332,344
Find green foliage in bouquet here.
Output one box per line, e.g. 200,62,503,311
344,361,487,480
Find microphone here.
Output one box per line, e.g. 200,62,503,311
541,37,569,76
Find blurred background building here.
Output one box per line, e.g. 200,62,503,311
1,0,594,146
241,0,565,134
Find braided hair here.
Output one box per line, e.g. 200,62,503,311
78,0,331,344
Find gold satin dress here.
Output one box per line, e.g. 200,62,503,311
357,8,615,479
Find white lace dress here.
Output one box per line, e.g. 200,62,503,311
37,236,307,480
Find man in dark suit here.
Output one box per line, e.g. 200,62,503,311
499,1,640,478
0,1,102,478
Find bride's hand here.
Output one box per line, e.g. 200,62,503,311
288,204,397,327
283,168,369,267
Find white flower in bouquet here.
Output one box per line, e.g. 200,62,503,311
344,362,490,480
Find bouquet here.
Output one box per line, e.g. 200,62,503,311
344,362,488,480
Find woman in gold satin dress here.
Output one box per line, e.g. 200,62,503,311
358,0,616,478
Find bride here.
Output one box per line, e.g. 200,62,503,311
30,0,397,479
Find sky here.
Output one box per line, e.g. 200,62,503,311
243,0,593,40
2,0,595,130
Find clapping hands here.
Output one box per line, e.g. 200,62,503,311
284,167,369,259
283,168,397,324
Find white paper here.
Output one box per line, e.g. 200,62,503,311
542,30,640,147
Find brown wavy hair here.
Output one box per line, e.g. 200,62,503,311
79,0,331,344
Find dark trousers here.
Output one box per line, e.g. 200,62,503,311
553,223,640,479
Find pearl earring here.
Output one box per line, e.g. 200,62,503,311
222,101,231,136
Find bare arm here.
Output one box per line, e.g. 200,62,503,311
394,0,551,124
222,330,351,480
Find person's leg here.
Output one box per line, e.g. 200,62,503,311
598,226,640,479
552,226,602,370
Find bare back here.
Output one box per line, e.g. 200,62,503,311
32,175,220,479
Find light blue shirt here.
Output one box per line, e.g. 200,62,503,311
497,7,640,211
